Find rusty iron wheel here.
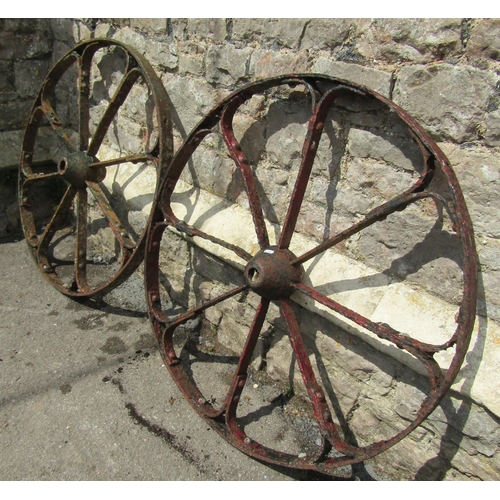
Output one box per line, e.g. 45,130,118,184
145,75,478,476
19,39,173,298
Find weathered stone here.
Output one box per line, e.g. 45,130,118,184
178,42,206,76
393,64,497,143
357,19,463,64
232,113,266,164
50,18,91,44
206,45,253,88
249,49,310,80
0,100,32,131
186,19,227,41
14,59,49,99
466,19,500,61
232,19,307,49
113,28,178,70
0,31,52,60
4,19,51,33
300,19,353,51
0,130,24,170
482,109,500,146
440,143,500,238
0,61,13,92
347,128,424,171
313,58,393,98
130,19,168,35
162,75,216,135
94,22,112,39
265,99,310,168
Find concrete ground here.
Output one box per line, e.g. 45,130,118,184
0,235,357,482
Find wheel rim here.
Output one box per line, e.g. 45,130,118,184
145,74,478,475
19,38,173,297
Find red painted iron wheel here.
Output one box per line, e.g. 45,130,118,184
145,75,478,475
19,39,172,297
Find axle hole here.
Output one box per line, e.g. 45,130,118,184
57,157,68,174
248,267,259,282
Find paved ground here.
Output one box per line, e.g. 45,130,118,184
0,235,356,481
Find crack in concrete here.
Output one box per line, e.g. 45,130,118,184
125,401,207,474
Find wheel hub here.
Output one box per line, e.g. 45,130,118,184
57,151,105,188
244,246,304,299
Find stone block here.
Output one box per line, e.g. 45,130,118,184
313,58,393,98
357,18,463,64
113,27,178,70
162,75,216,135
440,143,500,238
186,19,227,41
466,19,500,61
482,109,500,146
232,19,307,49
347,128,424,171
300,19,353,51
0,61,13,93
0,100,32,131
130,19,168,35
393,64,497,143
14,59,49,99
0,31,52,60
249,49,311,80
205,45,253,88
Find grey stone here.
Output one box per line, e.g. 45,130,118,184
162,75,216,135
393,64,497,143
0,130,24,170
249,49,310,80
178,44,205,76
186,19,227,41
205,45,253,88
232,19,307,49
347,128,424,171
357,19,463,64
113,28,178,70
466,19,500,61
443,143,500,238
0,100,32,132
0,61,13,92
130,19,168,35
300,19,353,51
14,60,49,99
482,110,500,146
313,58,393,98
0,31,52,60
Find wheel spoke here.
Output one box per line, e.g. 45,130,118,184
37,185,78,257
158,285,248,369
22,171,61,186
39,103,77,152
78,50,92,151
88,153,155,169
221,97,270,249
224,298,270,435
292,283,451,364
86,181,137,251
279,87,341,250
280,298,358,455
75,187,89,291
292,191,440,266
87,68,143,156
164,212,253,263
154,284,248,326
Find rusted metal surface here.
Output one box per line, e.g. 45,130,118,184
19,39,173,298
145,74,478,475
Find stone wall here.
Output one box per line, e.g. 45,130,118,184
3,18,500,480
0,19,53,236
